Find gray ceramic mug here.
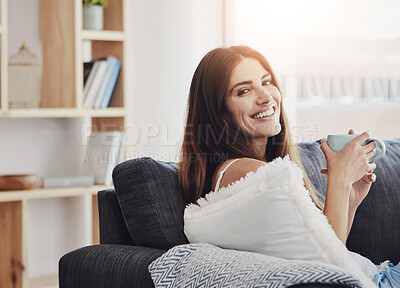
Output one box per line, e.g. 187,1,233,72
327,134,386,163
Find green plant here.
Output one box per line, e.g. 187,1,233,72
83,0,108,8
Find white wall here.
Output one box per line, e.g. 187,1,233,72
126,0,224,162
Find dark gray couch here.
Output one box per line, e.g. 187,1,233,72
59,139,400,288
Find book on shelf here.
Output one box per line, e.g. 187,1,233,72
83,60,96,85
83,56,121,109
99,57,121,109
83,59,108,108
82,131,125,186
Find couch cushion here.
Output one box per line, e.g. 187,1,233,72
112,157,188,249
148,243,363,288
98,189,135,245
59,244,165,288
346,139,400,264
298,139,400,264
298,140,327,203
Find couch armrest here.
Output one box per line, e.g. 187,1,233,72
98,189,134,245
59,244,166,288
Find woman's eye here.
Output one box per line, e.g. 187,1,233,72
238,89,249,96
263,80,272,86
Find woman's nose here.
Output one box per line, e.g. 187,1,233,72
256,88,273,105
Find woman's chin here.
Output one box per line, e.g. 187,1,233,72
255,124,282,138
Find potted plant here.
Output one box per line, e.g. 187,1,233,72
82,0,108,30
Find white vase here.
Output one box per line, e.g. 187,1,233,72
83,6,104,30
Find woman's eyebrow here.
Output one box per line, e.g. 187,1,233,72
229,73,271,94
261,73,271,79
230,80,252,94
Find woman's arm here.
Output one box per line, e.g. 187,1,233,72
323,175,352,243
346,170,376,239
347,208,356,239
320,132,376,244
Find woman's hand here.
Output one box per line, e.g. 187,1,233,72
320,130,376,190
320,129,377,243
320,129,377,209
345,129,376,210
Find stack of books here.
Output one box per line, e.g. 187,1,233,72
83,56,121,109
82,131,125,185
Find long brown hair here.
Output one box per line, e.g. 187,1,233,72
178,46,323,209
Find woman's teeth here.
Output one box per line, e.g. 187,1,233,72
253,108,274,119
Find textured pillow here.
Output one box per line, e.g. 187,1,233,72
148,243,363,288
184,156,375,287
112,157,188,249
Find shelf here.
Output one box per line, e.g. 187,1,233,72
0,185,112,202
81,29,125,41
87,108,127,117
29,275,58,288
0,107,127,118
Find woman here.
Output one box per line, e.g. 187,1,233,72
178,46,398,286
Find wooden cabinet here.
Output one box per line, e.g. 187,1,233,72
0,0,129,287
0,186,110,288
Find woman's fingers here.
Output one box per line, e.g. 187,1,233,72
368,162,377,172
321,133,377,184
320,138,333,158
361,172,376,184
363,141,376,152
366,149,375,160
352,131,370,145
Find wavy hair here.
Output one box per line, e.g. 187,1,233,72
178,46,323,209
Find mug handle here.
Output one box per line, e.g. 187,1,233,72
366,137,387,163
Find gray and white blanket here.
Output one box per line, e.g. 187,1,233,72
148,243,362,287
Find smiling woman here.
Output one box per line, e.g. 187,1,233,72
178,45,322,208
178,45,400,288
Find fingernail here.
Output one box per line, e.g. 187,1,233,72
371,174,376,182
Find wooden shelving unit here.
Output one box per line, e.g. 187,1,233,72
0,185,111,202
0,0,129,287
0,0,128,121
0,0,8,113
0,107,127,118
0,185,111,288
81,30,126,41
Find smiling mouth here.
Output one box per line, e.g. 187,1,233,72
251,107,275,119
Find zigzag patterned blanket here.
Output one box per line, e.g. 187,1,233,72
148,243,363,287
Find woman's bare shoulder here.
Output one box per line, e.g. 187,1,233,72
212,158,267,191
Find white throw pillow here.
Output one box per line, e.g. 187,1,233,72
184,156,375,288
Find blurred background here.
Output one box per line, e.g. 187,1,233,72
229,0,400,143
1,0,399,285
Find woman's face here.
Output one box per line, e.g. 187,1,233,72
224,57,282,144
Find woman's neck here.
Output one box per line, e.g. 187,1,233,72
252,138,268,160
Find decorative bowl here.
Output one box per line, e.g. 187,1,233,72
0,174,40,191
